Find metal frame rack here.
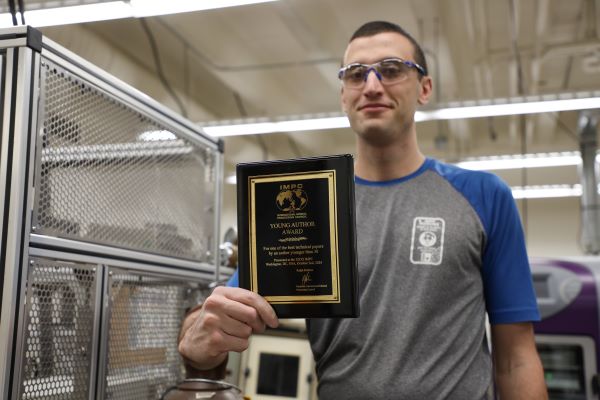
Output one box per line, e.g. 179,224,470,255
0,26,227,400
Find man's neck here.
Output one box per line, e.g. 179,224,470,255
354,133,425,182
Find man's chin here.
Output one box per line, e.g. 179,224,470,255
353,119,387,135
355,126,397,147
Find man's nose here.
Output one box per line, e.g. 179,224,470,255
363,68,383,92
364,67,382,82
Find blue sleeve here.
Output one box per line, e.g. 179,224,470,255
478,176,540,324
434,161,540,324
226,269,239,287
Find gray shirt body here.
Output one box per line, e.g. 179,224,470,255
307,164,494,399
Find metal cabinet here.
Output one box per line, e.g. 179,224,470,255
0,26,227,400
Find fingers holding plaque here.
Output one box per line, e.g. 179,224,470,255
236,155,359,318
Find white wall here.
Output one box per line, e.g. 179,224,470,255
519,197,585,257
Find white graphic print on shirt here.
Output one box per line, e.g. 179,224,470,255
410,217,445,265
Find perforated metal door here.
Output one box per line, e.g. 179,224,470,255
33,59,217,261
102,269,207,400
16,258,208,400
18,258,98,400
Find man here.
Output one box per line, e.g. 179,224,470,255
179,21,547,399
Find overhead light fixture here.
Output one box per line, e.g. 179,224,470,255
0,0,278,28
456,152,585,171
0,2,131,27
130,0,277,17
204,116,349,137
511,184,583,199
416,97,600,121
201,92,600,137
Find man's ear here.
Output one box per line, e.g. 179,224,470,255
417,76,433,106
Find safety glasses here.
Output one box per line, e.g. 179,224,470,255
338,58,426,89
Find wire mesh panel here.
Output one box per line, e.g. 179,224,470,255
18,257,98,400
33,58,218,261
103,268,207,400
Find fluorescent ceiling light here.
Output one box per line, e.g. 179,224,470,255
203,116,350,137
511,184,583,199
202,93,600,137
456,152,584,171
9,2,131,27
0,0,278,28
416,97,600,121
131,0,277,17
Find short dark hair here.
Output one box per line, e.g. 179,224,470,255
349,21,428,76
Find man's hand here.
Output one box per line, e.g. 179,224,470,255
178,286,279,371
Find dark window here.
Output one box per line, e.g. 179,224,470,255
256,352,300,397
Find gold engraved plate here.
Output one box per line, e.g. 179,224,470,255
249,171,340,304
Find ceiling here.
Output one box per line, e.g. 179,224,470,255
23,0,600,187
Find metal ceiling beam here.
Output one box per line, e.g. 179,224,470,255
597,0,600,39
578,111,600,254
529,0,549,95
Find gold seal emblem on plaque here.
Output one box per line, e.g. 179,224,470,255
276,184,308,212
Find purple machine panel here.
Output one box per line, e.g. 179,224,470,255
532,258,599,352
530,257,600,399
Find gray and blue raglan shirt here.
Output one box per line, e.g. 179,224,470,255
305,158,540,400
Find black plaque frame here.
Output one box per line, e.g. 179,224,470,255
237,155,358,318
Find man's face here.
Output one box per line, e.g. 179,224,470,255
341,32,432,146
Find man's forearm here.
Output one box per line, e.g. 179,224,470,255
492,323,548,400
495,356,547,399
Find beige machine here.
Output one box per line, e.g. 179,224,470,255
0,26,230,400
237,321,317,400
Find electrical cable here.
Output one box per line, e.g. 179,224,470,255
233,91,248,118
7,0,17,26
139,18,188,118
487,117,497,141
17,0,24,24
